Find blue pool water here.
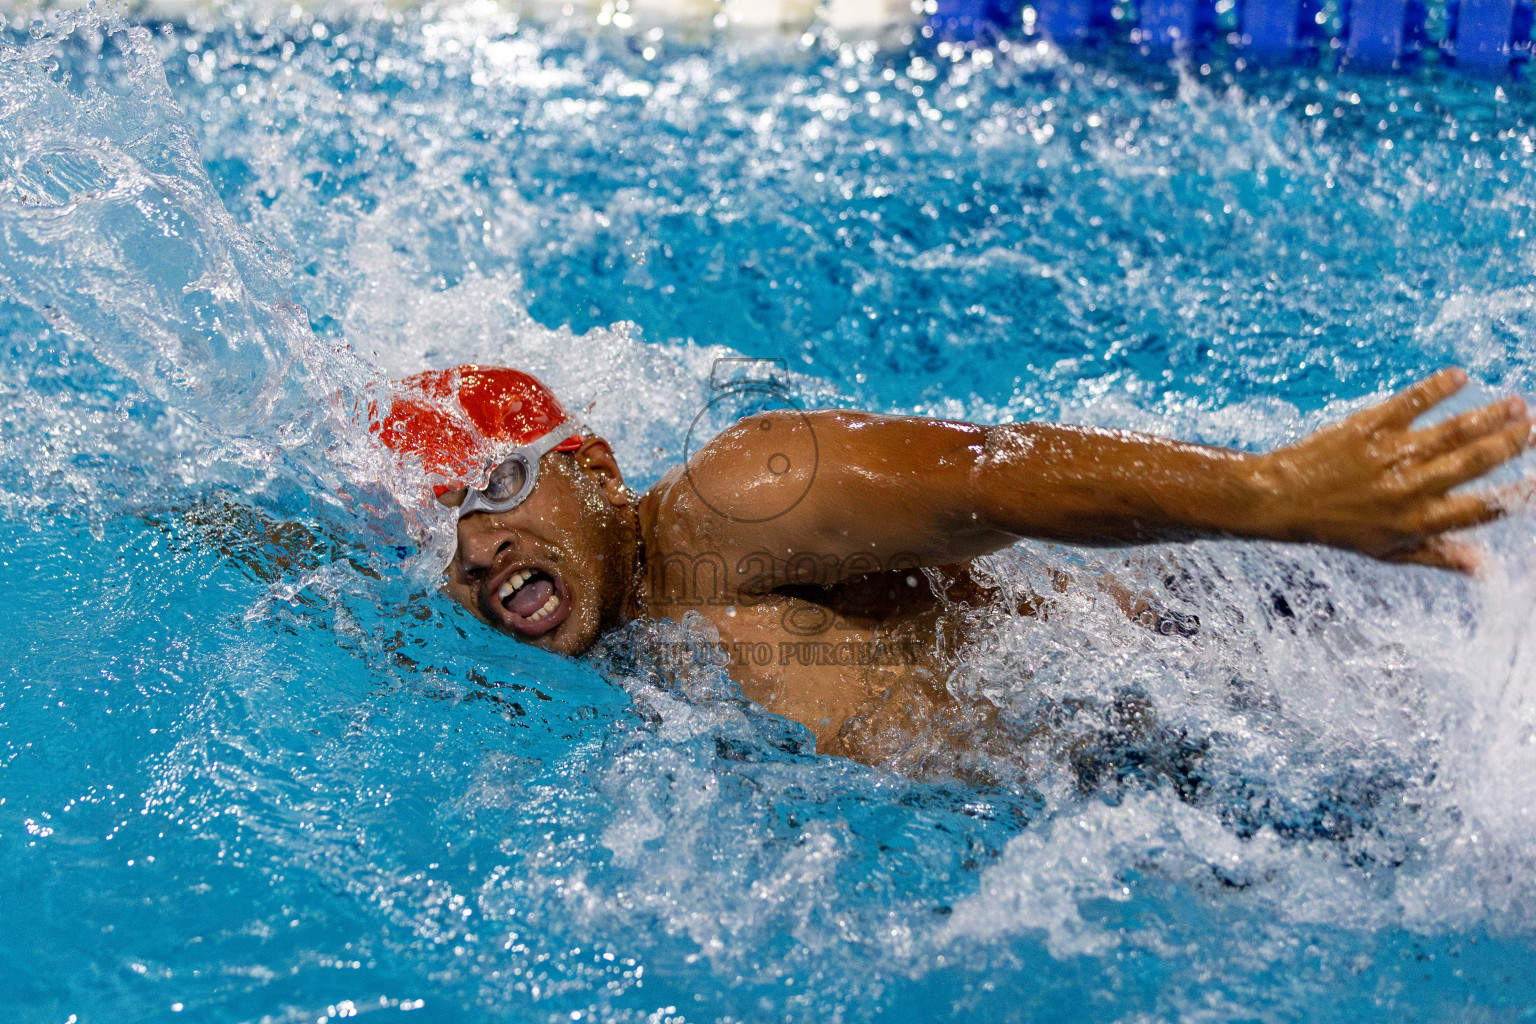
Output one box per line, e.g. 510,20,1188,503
5,4,1536,1021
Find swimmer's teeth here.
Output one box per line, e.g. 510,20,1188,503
497,569,536,602
527,593,561,623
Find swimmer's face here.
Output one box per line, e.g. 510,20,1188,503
439,438,632,656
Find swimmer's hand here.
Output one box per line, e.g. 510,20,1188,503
1246,368,1532,572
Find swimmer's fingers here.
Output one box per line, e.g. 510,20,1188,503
1389,478,1536,572
1396,396,1529,464
1405,420,1534,497
1362,368,1469,431
1417,492,1508,535
1452,476,1536,521
1491,475,1536,510
1383,536,1484,574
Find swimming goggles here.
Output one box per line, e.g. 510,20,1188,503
456,420,585,517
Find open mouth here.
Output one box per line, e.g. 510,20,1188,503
488,564,573,639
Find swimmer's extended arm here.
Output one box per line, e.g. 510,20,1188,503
685,368,1530,579
153,494,378,582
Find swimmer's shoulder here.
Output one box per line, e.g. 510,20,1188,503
639,465,724,556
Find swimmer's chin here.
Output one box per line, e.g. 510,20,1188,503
482,607,594,655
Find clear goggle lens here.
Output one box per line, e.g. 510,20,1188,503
483,455,529,503
454,420,583,517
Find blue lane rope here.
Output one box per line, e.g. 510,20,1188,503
1032,0,1118,44
1446,0,1534,74
1340,0,1427,69
1135,0,1218,52
927,0,1531,76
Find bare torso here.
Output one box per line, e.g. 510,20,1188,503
639,462,1025,765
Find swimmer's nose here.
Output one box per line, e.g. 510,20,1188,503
456,520,517,575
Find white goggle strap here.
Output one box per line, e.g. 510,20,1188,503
521,418,585,461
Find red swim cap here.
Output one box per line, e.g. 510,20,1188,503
375,365,582,495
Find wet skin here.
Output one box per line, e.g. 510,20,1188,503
442,369,1534,766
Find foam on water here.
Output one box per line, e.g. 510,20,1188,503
5,4,1536,1021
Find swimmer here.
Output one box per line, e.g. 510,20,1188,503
378,365,1532,766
